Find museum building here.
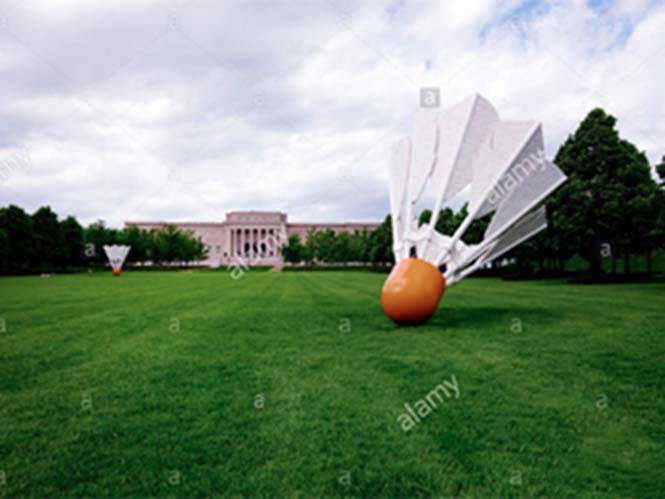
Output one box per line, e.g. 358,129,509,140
126,211,380,267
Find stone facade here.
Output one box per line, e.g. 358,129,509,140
125,211,380,267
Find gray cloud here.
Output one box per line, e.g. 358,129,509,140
0,0,663,226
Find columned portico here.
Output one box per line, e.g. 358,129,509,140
126,210,380,267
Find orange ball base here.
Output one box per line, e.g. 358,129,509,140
381,258,446,326
112,268,121,276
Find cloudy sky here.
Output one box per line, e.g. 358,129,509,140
0,0,663,226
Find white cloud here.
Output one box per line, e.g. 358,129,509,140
0,0,663,226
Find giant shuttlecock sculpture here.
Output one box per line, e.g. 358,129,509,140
103,245,131,276
381,94,567,325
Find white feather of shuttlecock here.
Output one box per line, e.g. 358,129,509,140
103,245,131,271
388,93,566,287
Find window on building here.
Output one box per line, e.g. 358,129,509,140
216,245,221,253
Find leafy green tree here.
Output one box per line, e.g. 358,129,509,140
0,205,37,272
302,229,317,265
60,216,84,266
436,208,458,235
549,108,661,274
141,230,156,264
152,225,185,264
0,228,9,272
120,226,151,264
453,204,491,245
652,156,665,259
281,234,304,264
350,230,370,262
196,236,208,263
368,215,393,265
656,155,665,186
330,231,352,264
651,190,665,254
418,209,432,227
314,229,337,263
505,230,554,274
180,230,207,264
149,228,167,265
84,220,117,264
620,144,662,273
32,206,66,268
419,205,485,241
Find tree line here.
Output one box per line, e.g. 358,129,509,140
0,206,207,274
281,229,380,265
282,108,665,275
279,206,493,268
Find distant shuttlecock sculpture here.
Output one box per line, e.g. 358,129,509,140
382,94,567,325
103,245,131,276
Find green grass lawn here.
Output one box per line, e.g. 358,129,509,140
1,271,664,497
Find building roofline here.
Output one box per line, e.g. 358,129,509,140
286,222,381,227
126,219,382,228
226,210,287,215
125,221,224,227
